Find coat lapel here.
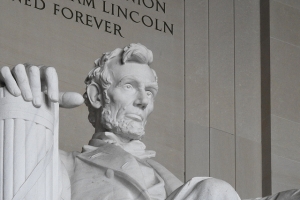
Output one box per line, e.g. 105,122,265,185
77,143,148,190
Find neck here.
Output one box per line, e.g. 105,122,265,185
89,131,156,159
93,131,132,143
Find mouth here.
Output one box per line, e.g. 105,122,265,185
126,114,143,122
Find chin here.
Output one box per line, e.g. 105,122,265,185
114,120,146,140
101,110,145,140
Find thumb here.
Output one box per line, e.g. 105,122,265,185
59,92,84,108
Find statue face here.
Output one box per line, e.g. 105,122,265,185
101,62,158,140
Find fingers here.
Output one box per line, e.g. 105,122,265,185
25,64,42,107
0,66,21,96
39,66,59,102
59,92,84,108
0,64,59,107
11,64,32,101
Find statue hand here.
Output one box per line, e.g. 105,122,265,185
0,64,84,108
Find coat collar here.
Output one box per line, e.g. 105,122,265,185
89,132,156,159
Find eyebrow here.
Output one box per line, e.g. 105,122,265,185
116,77,136,87
145,82,159,91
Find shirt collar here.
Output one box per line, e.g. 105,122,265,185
87,132,156,159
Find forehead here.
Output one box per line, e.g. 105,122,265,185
109,62,156,83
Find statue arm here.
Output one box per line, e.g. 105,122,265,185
246,189,300,200
146,159,183,196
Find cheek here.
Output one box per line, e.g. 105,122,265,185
108,101,124,116
145,102,154,115
109,90,134,106
110,97,133,111
109,96,134,119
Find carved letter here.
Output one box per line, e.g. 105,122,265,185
34,0,45,10
102,1,110,14
53,3,60,15
82,0,95,9
94,17,103,29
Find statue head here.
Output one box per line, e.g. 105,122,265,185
84,43,158,140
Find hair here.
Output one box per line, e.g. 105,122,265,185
83,43,157,127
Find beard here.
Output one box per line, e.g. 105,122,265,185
100,105,146,140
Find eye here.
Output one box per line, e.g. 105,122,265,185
123,84,133,90
146,91,153,97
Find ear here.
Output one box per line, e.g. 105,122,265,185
87,83,102,109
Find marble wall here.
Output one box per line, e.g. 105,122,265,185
270,0,300,193
184,0,300,198
185,0,271,199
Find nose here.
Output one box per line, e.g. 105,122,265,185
134,91,149,110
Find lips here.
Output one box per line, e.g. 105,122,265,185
126,114,143,122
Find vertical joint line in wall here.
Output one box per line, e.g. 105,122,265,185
233,0,237,189
183,0,186,183
260,0,271,196
208,0,211,177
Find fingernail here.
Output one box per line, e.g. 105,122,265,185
49,94,58,102
14,89,21,96
24,92,33,101
33,97,41,107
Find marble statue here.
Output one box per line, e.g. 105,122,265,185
0,43,299,200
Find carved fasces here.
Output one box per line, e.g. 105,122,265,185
0,64,83,199
0,88,60,199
